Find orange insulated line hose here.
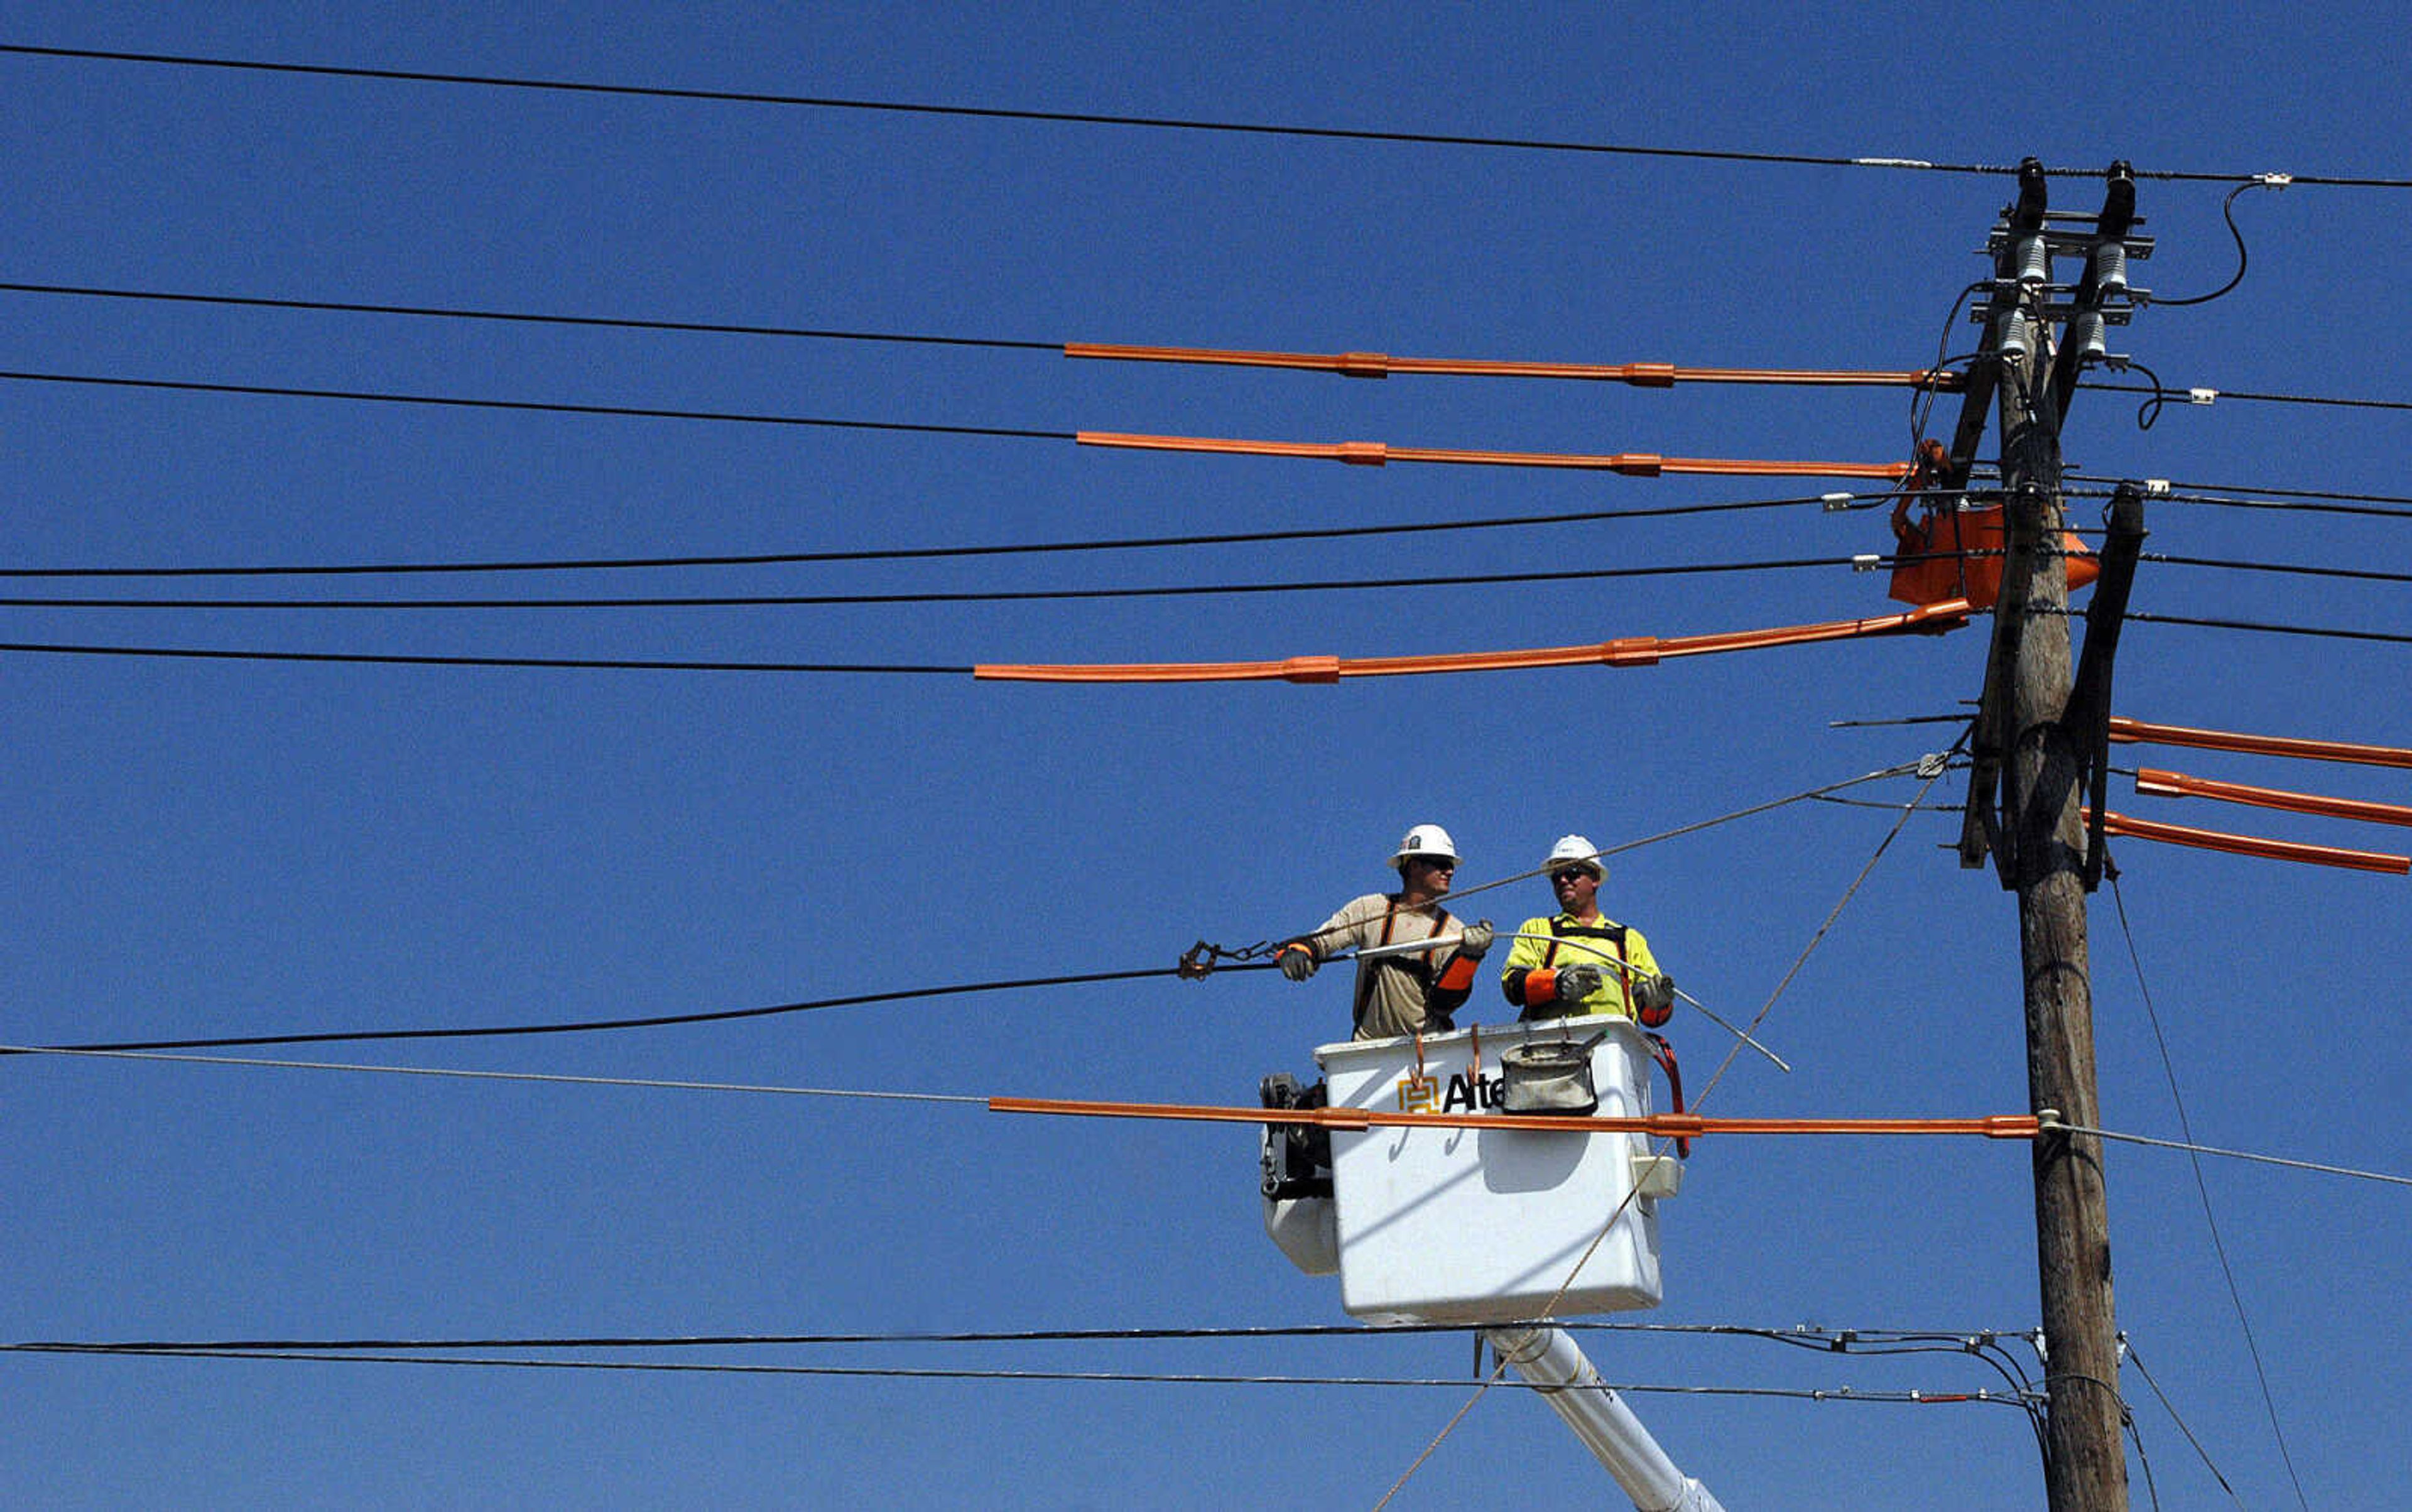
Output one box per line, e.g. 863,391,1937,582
974,600,1970,683
1064,342,1959,389
2108,716,2412,770
1075,430,1911,481
2090,809,2409,875
2135,768,2412,829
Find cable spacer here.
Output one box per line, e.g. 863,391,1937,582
2141,479,2170,496
1336,351,1392,378
1335,441,1388,465
1279,655,1342,684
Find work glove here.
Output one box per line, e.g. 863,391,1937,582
1634,972,1676,1027
1456,920,1493,959
1554,964,1604,1003
1276,944,1318,982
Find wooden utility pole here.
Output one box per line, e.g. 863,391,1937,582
1955,161,2143,1511
1999,400,2128,1512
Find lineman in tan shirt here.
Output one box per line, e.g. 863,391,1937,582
1276,824,1494,1040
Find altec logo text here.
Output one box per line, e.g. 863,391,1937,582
1396,1069,1506,1114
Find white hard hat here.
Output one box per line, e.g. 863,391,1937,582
1543,834,1604,879
1391,823,1460,871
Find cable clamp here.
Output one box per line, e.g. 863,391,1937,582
1820,492,1854,512
1917,751,1950,780
2253,171,2295,189
1178,938,1276,979
1851,553,1881,572
2187,387,2218,406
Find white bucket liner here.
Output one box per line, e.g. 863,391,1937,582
1315,1016,1670,1324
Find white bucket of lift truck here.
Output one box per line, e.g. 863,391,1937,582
1314,1017,1669,1324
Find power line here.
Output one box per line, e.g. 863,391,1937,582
7,545,2396,610
2143,553,2412,587
2105,611,2412,648
6,1046,992,1106
2085,381,2412,415
0,367,1072,440
0,555,1892,611
0,1320,2037,1352
2123,1341,2249,1508
2071,477,2412,519
8,963,1240,1055
0,489,1891,581
6,44,2404,186
2107,876,2308,1507
0,1343,2038,1405
2045,1118,2412,1190
0,640,973,674
0,280,1055,351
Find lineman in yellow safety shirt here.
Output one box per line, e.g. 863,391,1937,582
1499,834,1676,1026
1276,824,1494,1041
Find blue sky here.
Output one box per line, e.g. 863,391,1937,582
4,5,2407,1507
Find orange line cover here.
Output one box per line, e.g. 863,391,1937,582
990,1094,2040,1141
1064,342,1959,390
2108,717,2412,771
1075,430,1910,481
975,599,1970,683
2092,809,2410,876
2135,768,2412,829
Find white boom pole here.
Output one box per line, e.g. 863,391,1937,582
1482,1325,1726,1512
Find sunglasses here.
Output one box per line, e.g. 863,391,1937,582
1412,857,1457,872
1551,867,1597,884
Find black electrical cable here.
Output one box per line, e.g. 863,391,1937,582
2084,381,2412,415
2158,493,2412,522
0,1320,2037,1352
1909,281,1987,453
2067,475,2412,512
2124,1342,2249,1508
7,962,1260,1057
0,368,1072,440
0,280,1056,351
0,554,1894,611
2114,611,2412,646
2109,876,2308,1509
9,44,2409,186
0,45,2028,175
2144,182,2274,308
0,490,1904,582
2141,553,2412,587
0,1344,2043,1405
0,641,972,674
2128,359,2174,432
